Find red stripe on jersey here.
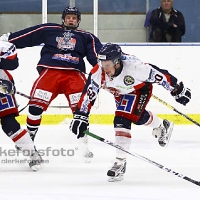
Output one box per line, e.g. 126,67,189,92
76,30,98,58
134,82,145,90
165,74,172,85
91,35,98,57
91,64,99,74
77,93,92,113
12,129,27,142
37,64,77,70
4,70,13,81
9,26,62,42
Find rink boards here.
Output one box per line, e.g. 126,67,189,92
11,43,200,125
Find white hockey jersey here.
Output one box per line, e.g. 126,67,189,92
77,54,179,114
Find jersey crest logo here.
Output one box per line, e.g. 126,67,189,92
56,32,76,51
123,75,134,86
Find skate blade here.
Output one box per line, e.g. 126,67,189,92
29,161,44,171
30,164,42,172
107,174,124,182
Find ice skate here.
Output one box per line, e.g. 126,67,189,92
152,119,174,147
107,157,127,182
79,134,94,163
29,151,43,171
28,129,38,142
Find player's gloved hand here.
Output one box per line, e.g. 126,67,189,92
0,32,11,42
69,112,89,139
171,82,191,106
0,44,16,60
0,79,15,94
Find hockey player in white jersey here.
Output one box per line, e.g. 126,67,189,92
0,41,43,171
69,43,191,182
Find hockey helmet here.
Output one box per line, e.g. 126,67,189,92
98,43,123,77
98,43,122,65
62,6,81,29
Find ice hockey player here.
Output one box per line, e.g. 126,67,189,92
69,42,191,181
0,40,43,171
0,6,103,162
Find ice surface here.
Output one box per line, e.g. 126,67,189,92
0,124,200,200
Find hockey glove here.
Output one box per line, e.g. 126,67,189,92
69,113,89,139
171,82,191,106
0,32,10,42
0,79,15,94
0,44,16,59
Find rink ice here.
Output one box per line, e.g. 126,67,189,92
0,124,200,200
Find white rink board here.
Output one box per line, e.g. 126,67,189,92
10,44,200,114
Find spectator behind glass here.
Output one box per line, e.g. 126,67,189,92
144,10,153,42
149,0,185,42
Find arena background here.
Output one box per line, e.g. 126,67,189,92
0,0,199,125
0,0,199,42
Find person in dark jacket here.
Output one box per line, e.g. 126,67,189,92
150,0,185,42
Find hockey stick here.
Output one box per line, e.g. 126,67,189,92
16,91,31,100
84,130,200,186
151,94,200,127
15,91,31,112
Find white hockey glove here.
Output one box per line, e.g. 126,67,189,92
0,44,16,59
0,79,15,94
171,82,191,106
0,32,11,42
69,112,89,139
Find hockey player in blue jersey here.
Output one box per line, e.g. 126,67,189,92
0,6,102,162
70,43,191,181
0,41,43,171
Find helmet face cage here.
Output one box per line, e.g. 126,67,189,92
62,7,81,28
98,43,122,65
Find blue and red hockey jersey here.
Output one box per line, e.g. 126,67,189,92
8,23,102,73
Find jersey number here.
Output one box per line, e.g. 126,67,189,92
87,86,97,101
